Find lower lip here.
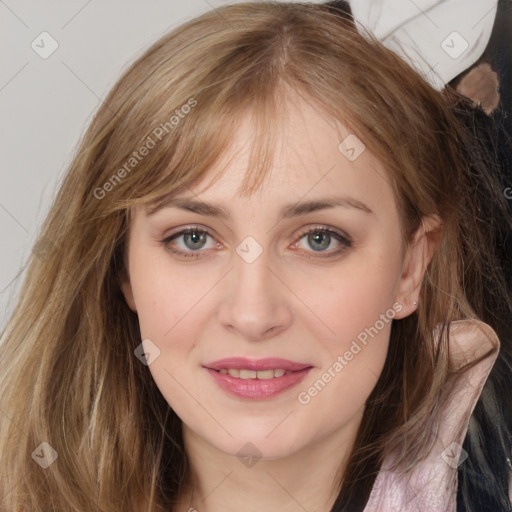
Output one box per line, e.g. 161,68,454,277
206,368,312,400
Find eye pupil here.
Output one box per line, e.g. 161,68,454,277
308,231,330,251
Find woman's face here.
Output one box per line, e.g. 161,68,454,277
121,93,424,461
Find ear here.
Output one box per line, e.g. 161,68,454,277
119,270,137,312
393,215,442,319
118,224,137,313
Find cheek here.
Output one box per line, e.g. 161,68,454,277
292,244,401,422
293,243,402,346
295,292,394,439
300,271,395,374
129,264,208,416
128,244,208,344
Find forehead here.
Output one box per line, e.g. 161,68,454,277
136,95,396,234
184,94,392,205
130,84,399,231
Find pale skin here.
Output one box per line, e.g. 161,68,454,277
121,91,440,512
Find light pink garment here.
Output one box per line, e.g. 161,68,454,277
363,319,500,512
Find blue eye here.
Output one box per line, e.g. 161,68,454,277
160,225,352,259
293,226,352,258
177,230,209,250
301,230,338,251
161,227,216,258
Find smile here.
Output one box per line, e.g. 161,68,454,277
217,368,290,379
204,358,313,399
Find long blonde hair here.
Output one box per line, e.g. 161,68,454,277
1,2,511,511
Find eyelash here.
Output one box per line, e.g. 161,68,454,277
160,224,352,260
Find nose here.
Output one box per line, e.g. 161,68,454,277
216,251,293,341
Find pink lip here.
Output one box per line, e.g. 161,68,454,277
203,358,313,400
204,357,311,372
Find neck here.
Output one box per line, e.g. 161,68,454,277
173,414,362,512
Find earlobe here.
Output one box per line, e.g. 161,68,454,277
118,237,137,312
120,274,137,312
393,215,442,319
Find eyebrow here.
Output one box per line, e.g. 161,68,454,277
147,195,373,219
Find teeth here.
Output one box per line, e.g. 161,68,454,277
255,370,275,380
239,369,257,379
218,368,289,379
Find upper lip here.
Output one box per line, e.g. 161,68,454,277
204,357,312,372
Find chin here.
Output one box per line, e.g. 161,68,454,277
195,421,309,461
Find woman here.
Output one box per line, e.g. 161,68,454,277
1,2,511,511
